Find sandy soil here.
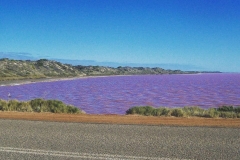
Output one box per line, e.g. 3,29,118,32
0,112,239,128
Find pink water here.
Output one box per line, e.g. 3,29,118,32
0,73,240,114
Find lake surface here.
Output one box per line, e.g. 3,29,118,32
0,73,240,114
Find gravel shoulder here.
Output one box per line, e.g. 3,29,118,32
0,112,239,128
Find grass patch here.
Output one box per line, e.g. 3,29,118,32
0,98,82,114
126,106,240,118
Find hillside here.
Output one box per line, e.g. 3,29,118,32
0,58,201,81
0,58,85,80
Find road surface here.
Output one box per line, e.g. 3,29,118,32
0,119,239,159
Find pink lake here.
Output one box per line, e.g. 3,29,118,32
0,73,240,114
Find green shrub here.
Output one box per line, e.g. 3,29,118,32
143,106,155,116
161,108,171,116
204,108,220,118
126,106,142,115
182,106,205,117
8,100,19,111
0,98,82,114
67,105,81,114
171,108,184,117
237,113,240,118
36,59,48,66
126,106,240,118
152,108,165,116
126,107,135,115
126,106,155,116
219,112,237,118
44,99,80,114
135,106,147,115
0,99,8,111
234,107,240,113
17,102,33,112
217,106,240,114
217,106,234,112
30,99,46,112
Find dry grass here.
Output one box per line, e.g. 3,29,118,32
0,112,240,128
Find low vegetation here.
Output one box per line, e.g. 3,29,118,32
126,106,240,118
0,99,82,114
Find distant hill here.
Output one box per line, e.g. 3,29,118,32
0,58,216,81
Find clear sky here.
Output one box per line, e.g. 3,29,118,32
0,0,240,72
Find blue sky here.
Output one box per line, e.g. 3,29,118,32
0,0,240,72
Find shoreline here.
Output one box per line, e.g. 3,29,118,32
0,76,91,86
0,73,224,86
0,75,135,86
0,72,234,86
0,111,239,128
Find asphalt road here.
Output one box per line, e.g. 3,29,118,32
0,119,239,160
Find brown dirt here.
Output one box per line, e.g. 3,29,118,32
0,112,239,128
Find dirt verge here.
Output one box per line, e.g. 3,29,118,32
0,112,239,128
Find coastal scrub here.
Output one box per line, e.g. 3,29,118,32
0,99,82,114
126,106,240,118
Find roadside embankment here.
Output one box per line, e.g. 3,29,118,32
0,112,239,127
